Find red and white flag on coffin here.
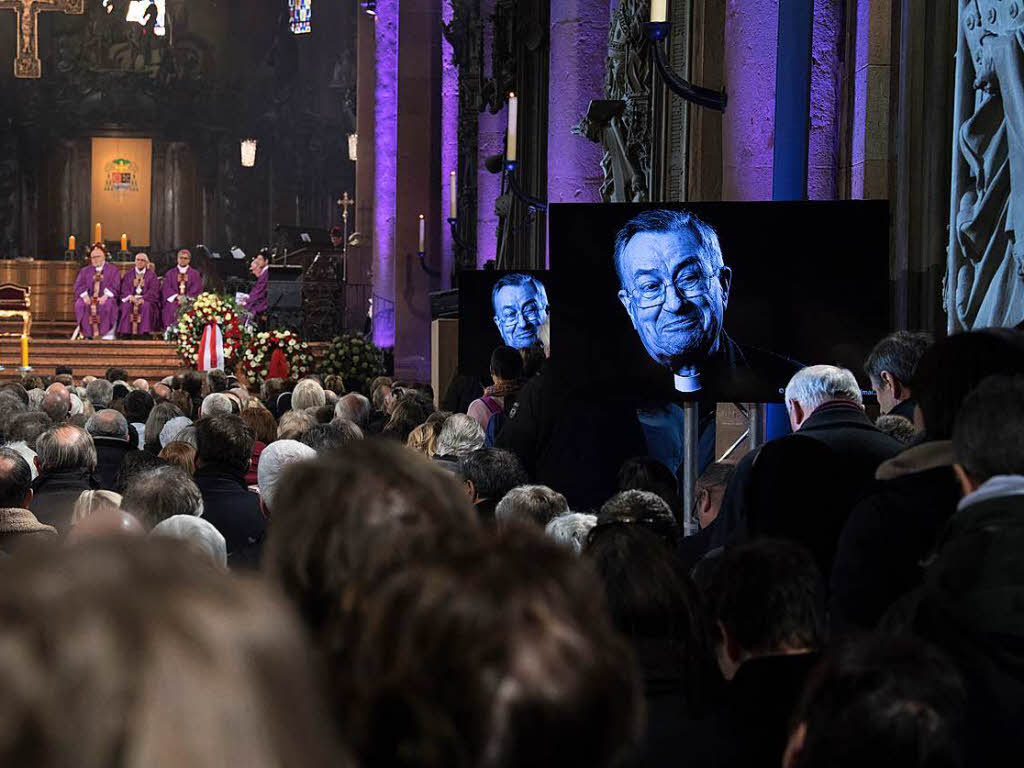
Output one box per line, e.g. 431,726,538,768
197,323,225,371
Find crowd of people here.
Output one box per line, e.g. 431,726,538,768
0,324,1017,767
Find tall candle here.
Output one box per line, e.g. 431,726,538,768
506,93,518,162
121,233,128,252
68,235,76,252
449,171,457,219
650,0,667,22
20,335,28,369
418,214,425,253
95,222,102,243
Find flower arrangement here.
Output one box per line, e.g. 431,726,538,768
240,328,314,382
176,292,244,368
319,332,385,389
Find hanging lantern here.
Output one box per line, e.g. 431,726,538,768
240,138,258,168
348,133,358,162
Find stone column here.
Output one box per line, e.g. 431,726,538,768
547,0,607,205
372,0,399,348
807,0,843,199
393,0,442,381
722,0,779,201
848,0,891,199
350,8,376,333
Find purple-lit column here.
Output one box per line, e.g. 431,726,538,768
548,0,607,209
807,0,842,199
722,0,779,201
373,0,399,348
393,0,442,382
441,0,457,285
478,0,504,266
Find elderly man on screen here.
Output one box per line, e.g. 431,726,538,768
73,244,121,340
162,249,204,330
614,208,799,399
117,253,160,337
491,273,550,349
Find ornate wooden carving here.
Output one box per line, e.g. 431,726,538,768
302,254,345,341
0,131,19,259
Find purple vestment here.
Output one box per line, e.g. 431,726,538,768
117,268,160,336
161,266,204,329
244,267,269,315
73,263,121,339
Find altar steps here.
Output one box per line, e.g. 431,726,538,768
0,339,182,382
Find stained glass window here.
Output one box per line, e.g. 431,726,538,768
103,0,167,37
289,0,312,34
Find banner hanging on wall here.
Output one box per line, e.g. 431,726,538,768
90,137,152,249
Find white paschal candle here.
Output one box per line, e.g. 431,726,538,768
506,93,518,162
650,0,667,22
418,214,425,253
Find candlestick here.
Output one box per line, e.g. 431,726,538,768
95,222,102,243
650,0,667,22
19,335,28,370
506,93,518,162
121,233,128,252
68,235,76,252
449,171,457,220
418,214,425,253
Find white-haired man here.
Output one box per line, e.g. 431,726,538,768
710,365,903,577
257,439,316,518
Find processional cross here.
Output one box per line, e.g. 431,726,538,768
337,191,354,253
0,0,83,78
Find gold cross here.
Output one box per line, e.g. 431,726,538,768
337,191,354,223
0,0,83,78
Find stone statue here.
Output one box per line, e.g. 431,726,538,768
573,0,651,203
948,0,1024,331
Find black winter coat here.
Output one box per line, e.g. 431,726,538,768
29,467,97,535
911,492,1024,767
194,465,265,569
830,441,961,633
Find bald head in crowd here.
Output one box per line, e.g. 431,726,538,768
35,425,97,473
40,389,69,424
152,383,171,403
334,392,370,428
85,409,130,441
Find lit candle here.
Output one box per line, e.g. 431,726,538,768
650,0,667,22
418,214,425,253
68,235,75,252
506,93,518,163
449,171,457,219
20,335,28,369
121,233,128,252
95,222,102,243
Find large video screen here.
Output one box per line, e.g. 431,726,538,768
458,270,550,378
548,201,890,403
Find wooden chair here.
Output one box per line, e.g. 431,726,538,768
0,284,32,338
